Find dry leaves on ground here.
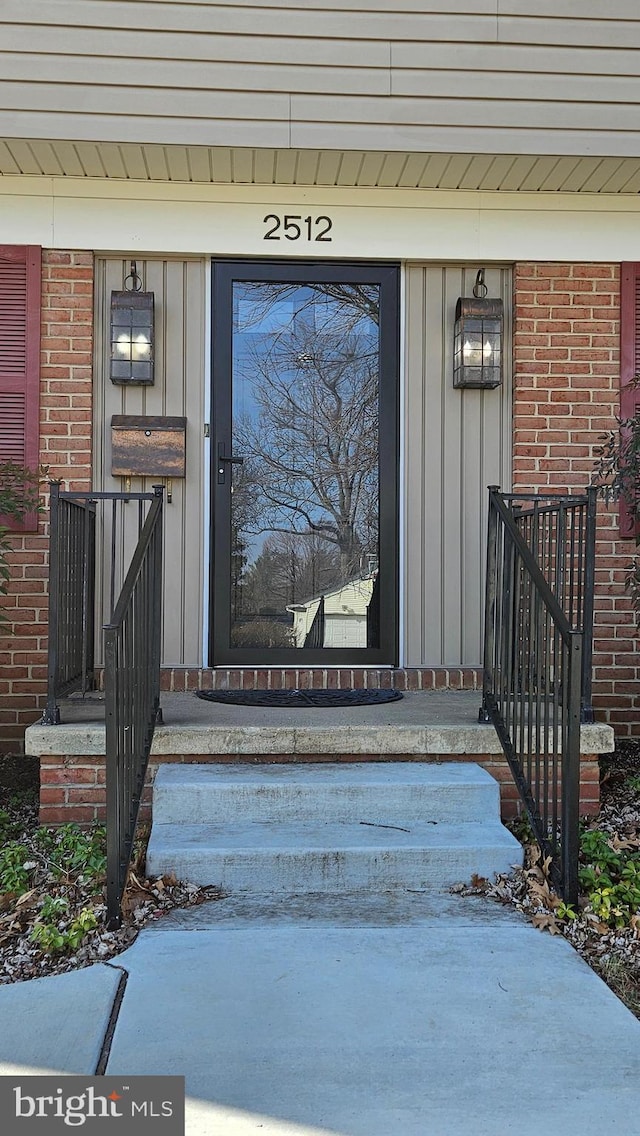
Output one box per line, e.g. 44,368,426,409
453,741,640,1019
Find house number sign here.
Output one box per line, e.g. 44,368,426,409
263,214,333,242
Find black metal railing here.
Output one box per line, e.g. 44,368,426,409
43,483,97,722
480,487,597,905
44,484,162,724
105,488,164,927
509,488,597,724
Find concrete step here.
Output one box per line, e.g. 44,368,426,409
147,762,523,895
151,762,502,826
145,819,522,893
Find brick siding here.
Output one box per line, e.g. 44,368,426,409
38,750,600,827
0,250,93,752
513,263,637,736
157,667,483,692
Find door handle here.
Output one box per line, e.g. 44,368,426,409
217,444,244,484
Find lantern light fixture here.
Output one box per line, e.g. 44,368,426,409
453,269,503,389
109,261,154,385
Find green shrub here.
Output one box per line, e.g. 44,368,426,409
0,842,35,895
579,827,640,929
35,823,106,884
30,905,99,956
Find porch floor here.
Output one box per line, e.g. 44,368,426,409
26,690,614,759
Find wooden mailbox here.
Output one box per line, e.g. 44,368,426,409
111,415,187,477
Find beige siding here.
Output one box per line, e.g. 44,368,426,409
94,256,206,666
404,263,512,667
2,3,640,158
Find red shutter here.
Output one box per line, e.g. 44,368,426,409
0,245,41,531
619,263,640,538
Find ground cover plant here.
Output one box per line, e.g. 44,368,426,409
0,754,222,983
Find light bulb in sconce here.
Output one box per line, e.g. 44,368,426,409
115,333,132,359
114,332,151,361
462,339,483,366
132,333,151,361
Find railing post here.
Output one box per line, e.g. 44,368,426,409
42,480,62,725
479,486,500,723
80,501,95,696
104,627,122,928
562,633,583,908
152,485,164,725
580,486,597,723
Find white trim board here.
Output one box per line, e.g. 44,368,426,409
2,177,640,261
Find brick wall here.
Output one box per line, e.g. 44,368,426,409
513,262,638,734
37,750,601,827
0,250,93,752
157,667,483,692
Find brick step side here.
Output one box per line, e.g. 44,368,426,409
37,751,602,827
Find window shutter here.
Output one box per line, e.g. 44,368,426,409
619,262,640,538
0,245,41,531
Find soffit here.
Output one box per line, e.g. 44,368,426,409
2,141,640,194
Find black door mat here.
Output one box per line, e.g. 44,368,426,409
194,688,403,708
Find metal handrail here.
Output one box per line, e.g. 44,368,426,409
105,487,164,927
480,487,596,905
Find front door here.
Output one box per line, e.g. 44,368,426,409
210,260,399,666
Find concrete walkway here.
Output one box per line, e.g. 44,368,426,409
1,892,639,1135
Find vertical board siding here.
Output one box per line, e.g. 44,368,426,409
94,256,206,666
404,263,512,667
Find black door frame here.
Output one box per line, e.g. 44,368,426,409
209,258,399,667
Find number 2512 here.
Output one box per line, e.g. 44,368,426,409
263,214,333,242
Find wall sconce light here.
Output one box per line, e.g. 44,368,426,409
453,269,503,389
110,262,154,385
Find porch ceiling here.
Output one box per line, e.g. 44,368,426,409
3,140,640,194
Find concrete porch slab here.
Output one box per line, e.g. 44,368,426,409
24,691,615,757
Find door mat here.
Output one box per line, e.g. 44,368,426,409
194,689,403,708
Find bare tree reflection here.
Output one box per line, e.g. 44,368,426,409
234,284,379,581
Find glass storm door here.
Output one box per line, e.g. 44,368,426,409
210,260,399,666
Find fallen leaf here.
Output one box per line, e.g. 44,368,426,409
15,889,40,911
532,913,560,935
610,834,640,851
470,874,489,889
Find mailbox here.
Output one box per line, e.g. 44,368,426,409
111,415,187,477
